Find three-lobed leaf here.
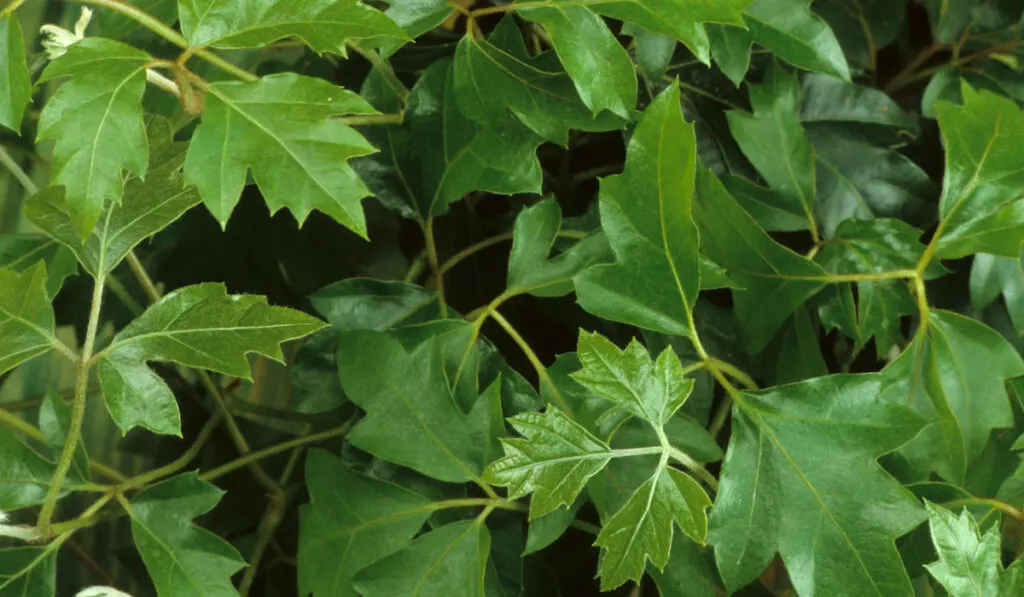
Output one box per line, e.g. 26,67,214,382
924,501,1024,596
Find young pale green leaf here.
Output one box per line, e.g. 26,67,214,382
506,199,611,298
727,62,816,232
355,62,543,221
0,263,58,377
743,0,850,79
572,331,693,428
178,0,407,53
595,467,711,591
352,520,490,597
0,546,56,596
37,38,151,238
298,450,433,597
0,235,77,298
934,85,1024,259
971,249,1024,335
337,329,499,483
694,167,829,353
39,391,88,484
97,283,324,435
26,119,200,277
516,6,636,118
184,73,378,235
923,501,1023,596
881,311,1024,484
574,84,702,338
0,15,30,133
707,374,925,596
816,0,906,71
484,408,614,519
128,473,245,597
0,428,57,511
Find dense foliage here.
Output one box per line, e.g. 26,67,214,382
3,0,1024,595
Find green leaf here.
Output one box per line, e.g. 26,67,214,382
337,329,500,483
26,119,201,277
0,236,78,298
933,85,1024,259
353,520,490,597
522,497,584,556
815,0,906,71
694,167,829,353
707,374,925,596
647,540,719,597
744,0,851,80
799,73,919,133
356,61,543,220
727,62,816,233
453,20,626,145
97,283,324,435
311,278,441,330
0,15,30,133
595,467,711,591
95,0,179,40
517,6,637,118
484,408,613,519
0,546,56,596
0,428,57,511
574,84,702,338
773,307,827,384
722,175,809,232
298,449,433,597
923,501,1021,596
881,311,1024,484
183,72,379,235
128,473,246,597
708,23,754,84
178,0,407,53
572,330,693,427
378,0,451,57
970,248,1024,335
36,38,152,238
38,391,88,484
0,263,58,377
506,199,611,298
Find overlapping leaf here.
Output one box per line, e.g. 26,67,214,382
0,14,30,133
708,374,925,596
184,73,379,235
574,84,702,338
0,235,77,298
97,283,324,435
0,264,58,377
971,248,1024,335
816,0,907,71
924,501,1024,596
0,546,56,596
881,310,1024,484
128,473,246,597
0,428,57,511
298,450,433,597
178,0,407,52
37,38,151,238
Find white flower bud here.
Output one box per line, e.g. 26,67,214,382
39,7,92,60
76,587,134,597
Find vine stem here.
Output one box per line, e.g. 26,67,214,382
199,421,353,482
423,217,447,317
489,309,569,413
0,146,38,194
38,272,106,530
347,42,409,103
438,229,587,276
0,408,125,482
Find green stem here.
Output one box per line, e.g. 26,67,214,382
347,43,409,103
0,145,38,194
826,269,917,283
489,309,569,413
439,229,587,276
680,361,705,377
707,358,757,390
38,273,105,530
336,113,404,126
200,422,353,482
667,447,719,493
118,413,223,492
424,217,447,317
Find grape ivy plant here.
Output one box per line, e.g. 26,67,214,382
3,0,1024,595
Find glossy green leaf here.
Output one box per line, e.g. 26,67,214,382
0,15,30,133
0,236,77,298
0,263,58,377
727,62,816,232
933,85,1024,259
707,374,925,596
356,62,543,221
36,38,151,238
0,428,57,511
353,520,490,597
816,0,906,71
506,199,610,298
0,546,56,596
694,167,829,353
970,248,1024,335
517,6,637,118
378,0,451,56
311,278,441,330
595,467,710,590
337,329,500,483
183,73,379,235
128,473,245,597
744,0,851,80
573,330,693,427
97,282,324,435
454,17,626,145
484,408,613,518
179,0,407,53
799,73,919,132
708,23,754,84
574,84,702,338
924,501,1023,596
881,310,1024,484
722,175,809,232
298,449,433,597
26,119,200,277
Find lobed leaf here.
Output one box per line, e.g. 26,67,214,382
0,264,58,377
